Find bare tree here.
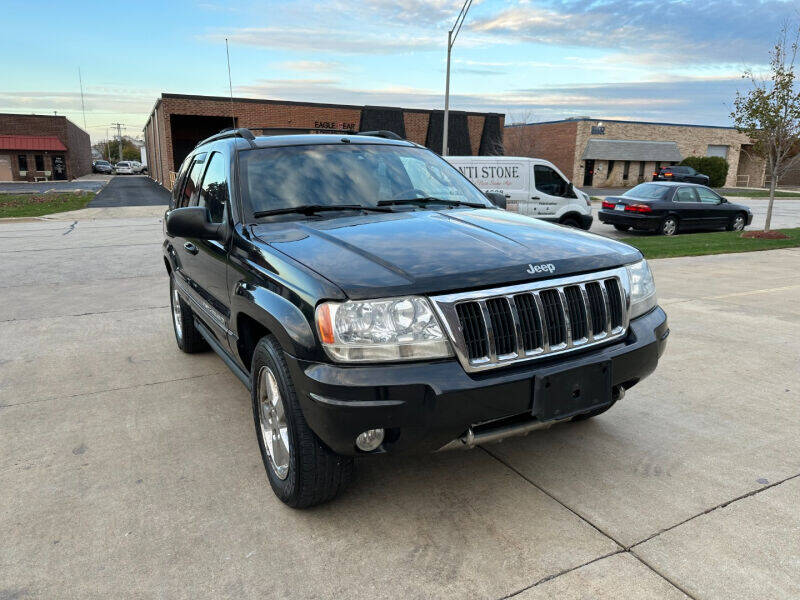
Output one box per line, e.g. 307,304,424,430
731,22,800,231
502,109,537,156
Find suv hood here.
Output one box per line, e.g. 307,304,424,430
253,209,640,300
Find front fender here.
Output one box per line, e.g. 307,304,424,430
231,281,318,359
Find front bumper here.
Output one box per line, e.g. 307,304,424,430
285,306,669,456
598,209,661,230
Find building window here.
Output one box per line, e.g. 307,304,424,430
18,155,27,172
607,160,615,178
706,145,729,159
623,161,630,180
34,155,44,171
638,161,645,179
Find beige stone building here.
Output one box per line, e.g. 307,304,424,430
504,117,766,188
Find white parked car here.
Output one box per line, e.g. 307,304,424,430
445,156,594,230
129,160,144,174
114,161,134,175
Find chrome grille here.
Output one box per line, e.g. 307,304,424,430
431,267,629,372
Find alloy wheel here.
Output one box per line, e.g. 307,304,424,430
733,215,745,231
171,285,183,340
662,218,677,236
257,366,290,480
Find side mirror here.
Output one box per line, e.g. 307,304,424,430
166,207,222,240
720,197,727,203
484,191,507,209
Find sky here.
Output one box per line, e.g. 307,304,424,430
0,0,796,142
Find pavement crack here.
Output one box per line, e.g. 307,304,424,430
0,371,229,409
481,445,627,549
0,305,169,323
499,550,625,599
62,220,77,235
628,470,800,550
628,552,699,600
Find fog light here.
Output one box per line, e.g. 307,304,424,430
356,428,384,452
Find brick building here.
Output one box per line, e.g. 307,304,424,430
143,93,504,188
0,114,91,182
504,117,765,189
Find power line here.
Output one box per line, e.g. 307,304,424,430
78,67,88,131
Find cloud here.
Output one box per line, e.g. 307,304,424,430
234,73,748,125
207,27,440,54
469,0,798,65
276,60,346,73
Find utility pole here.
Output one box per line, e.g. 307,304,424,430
105,127,111,161
442,0,472,156
111,122,124,162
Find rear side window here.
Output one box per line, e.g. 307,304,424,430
674,187,698,203
178,153,207,208
197,152,228,223
534,165,567,196
624,183,669,199
696,187,721,204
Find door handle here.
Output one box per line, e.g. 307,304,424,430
184,242,198,255
531,196,540,200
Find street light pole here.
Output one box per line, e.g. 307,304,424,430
442,0,472,157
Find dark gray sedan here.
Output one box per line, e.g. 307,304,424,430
598,182,752,236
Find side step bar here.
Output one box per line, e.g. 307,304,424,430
439,386,625,451
193,317,252,391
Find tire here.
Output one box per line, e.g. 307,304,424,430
613,224,630,232
727,212,746,232
251,335,353,508
571,401,615,421
169,275,208,353
560,217,580,228
660,216,678,236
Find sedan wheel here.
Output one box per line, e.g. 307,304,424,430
257,365,290,480
660,217,678,236
731,214,746,232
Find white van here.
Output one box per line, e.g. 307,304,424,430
445,156,593,230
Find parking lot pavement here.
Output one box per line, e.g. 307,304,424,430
1,215,799,599
88,175,169,207
588,198,800,239
0,178,108,193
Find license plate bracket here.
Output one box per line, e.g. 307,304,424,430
532,362,612,422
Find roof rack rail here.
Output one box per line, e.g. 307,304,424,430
195,127,257,149
357,130,404,140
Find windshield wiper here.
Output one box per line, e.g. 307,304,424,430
377,197,486,209
253,204,392,218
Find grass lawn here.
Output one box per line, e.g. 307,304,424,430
719,189,800,198
0,192,94,218
622,228,800,259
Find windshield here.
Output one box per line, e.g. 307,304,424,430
623,183,669,200
238,143,492,219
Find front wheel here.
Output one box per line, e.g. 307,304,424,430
727,213,746,232
560,217,580,228
251,335,353,508
170,275,207,353
660,216,678,236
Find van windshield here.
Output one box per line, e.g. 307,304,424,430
238,143,491,220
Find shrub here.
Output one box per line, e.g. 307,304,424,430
679,156,729,187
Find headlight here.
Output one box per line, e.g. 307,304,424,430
626,259,657,319
315,296,453,362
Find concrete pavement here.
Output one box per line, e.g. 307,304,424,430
1,214,799,599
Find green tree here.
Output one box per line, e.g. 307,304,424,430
731,22,800,231
92,137,143,162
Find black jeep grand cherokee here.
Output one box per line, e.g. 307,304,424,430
164,129,668,507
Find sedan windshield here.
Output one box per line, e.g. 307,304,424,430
238,143,491,219
623,183,669,200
